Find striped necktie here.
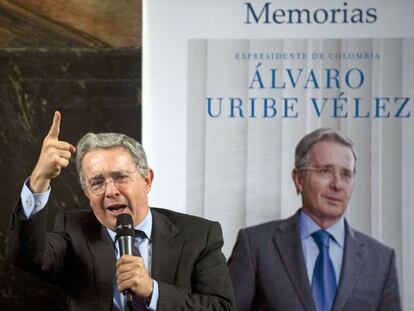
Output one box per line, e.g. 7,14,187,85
129,231,147,311
113,230,148,311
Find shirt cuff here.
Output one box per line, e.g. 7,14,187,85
20,178,51,219
147,280,159,310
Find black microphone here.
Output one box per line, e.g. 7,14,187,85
115,213,135,310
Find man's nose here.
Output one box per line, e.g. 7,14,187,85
105,180,120,197
330,172,344,190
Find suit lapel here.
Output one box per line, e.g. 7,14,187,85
84,214,116,309
332,223,368,311
150,209,184,283
273,212,316,311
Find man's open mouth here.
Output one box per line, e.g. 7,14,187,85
106,204,128,213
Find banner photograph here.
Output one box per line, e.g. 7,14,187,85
144,1,413,309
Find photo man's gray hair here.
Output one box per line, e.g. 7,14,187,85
75,133,148,187
294,128,357,172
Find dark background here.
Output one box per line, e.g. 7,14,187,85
0,1,142,309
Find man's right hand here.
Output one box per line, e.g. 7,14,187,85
29,111,76,193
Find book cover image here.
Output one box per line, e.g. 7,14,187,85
144,2,414,307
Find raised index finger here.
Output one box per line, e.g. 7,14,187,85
47,111,61,140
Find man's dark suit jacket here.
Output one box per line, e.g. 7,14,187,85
228,210,401,311
7,203,234,311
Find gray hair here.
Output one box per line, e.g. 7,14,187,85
75,133,148,188
294,128,357,172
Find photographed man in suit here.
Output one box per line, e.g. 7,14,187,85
228,128,401,311
7,111,233,311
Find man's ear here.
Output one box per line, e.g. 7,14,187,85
292,168,304,194
144,168,154,192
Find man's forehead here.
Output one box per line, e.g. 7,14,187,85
83,146,133,161
82,147,136,173
309,141,355,166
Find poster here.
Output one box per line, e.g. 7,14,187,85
143,1,414,307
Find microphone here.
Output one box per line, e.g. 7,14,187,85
115,213,135,310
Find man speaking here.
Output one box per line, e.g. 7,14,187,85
7,112,233,310
228,128,401,311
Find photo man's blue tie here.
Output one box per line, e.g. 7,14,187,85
311,230,337,311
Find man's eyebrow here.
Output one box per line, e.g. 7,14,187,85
314,163,353,170
87,174,105,181
88,170,131,179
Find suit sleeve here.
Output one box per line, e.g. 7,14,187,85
227,229,255,311
6,200,69,283
378,250,402,311
156,222,234,311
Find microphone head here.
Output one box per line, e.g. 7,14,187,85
115,214,134,240
116,213,133,229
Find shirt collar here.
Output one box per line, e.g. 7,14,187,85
106,209,153,243
299,209,345,248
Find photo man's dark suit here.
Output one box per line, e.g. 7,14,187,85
228,210,401,311
7,203,234,310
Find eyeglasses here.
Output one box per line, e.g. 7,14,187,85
298,165,355,185
86,170,137,196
